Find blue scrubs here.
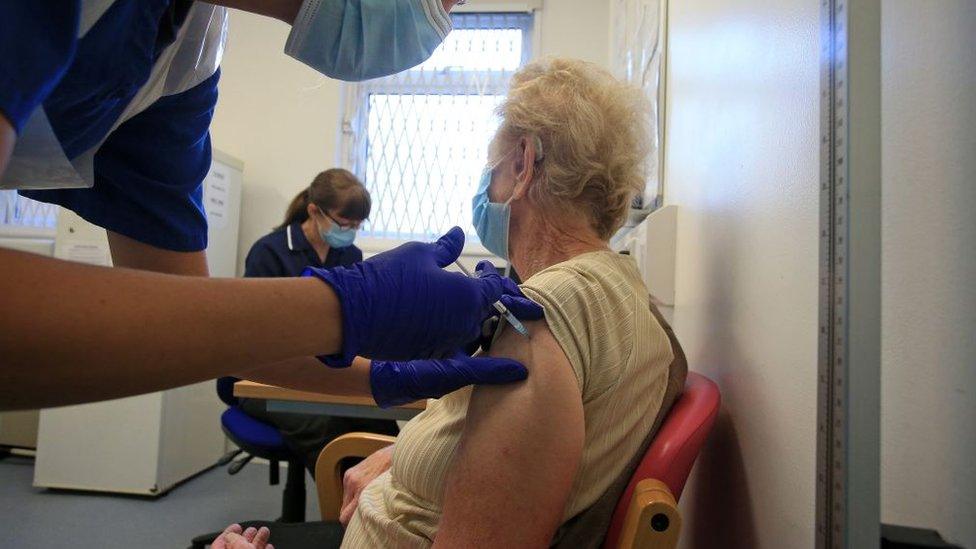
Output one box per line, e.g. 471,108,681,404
0,0,219,251
238,222,391,473
244,222,364,277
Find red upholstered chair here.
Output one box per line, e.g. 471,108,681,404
313,372,721,549
603,371,721,549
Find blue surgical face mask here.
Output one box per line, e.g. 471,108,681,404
321,223,357,248
285,0,452,82
472,168,515,260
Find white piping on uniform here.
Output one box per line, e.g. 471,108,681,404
287,224,295,251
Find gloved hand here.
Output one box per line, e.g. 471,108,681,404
303,227,542,366
369,352,528,408
474,260,546,320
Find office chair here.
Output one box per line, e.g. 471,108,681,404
187,377,307,549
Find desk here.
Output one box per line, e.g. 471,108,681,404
234,381,426,421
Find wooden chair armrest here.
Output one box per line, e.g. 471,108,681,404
314,432,397,521
617,479,682,549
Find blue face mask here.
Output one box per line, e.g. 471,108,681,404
472,168,514,260
321,223,357,248
285,0,452,82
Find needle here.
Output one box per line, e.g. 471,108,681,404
491,300,530,337
453,260,473,277
454,260,530,337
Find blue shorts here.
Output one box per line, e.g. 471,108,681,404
2,0,219,252
22,70,220,252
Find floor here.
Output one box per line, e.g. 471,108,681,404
0,454,320,548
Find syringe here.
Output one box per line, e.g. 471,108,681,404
454,260,530,338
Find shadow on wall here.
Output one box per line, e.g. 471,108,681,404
675,209,761,549
685,410,759,548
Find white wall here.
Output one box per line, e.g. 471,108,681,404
537,0,609,67
880,3,976,547
663,0,821,547
208,2,974,546
211,1,610,273
210,12,342,274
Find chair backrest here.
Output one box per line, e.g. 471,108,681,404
602,372,721,549
553,301,688,549
216,376,241,406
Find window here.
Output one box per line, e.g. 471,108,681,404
610,0,667,211
339,13,534,243
0,190,58,232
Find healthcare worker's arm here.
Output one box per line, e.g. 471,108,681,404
207,0,461,23
241,357,373,397
241,351,530,410
107,231,210,276
0,247,342,410
208,0,303,22
434,321,585,548
0,114,12,179
0,229,540,411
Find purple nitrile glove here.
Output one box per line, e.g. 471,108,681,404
369,351,528,408
474,260,546,322
303,227,542,367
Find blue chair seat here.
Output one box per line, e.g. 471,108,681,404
188,382,309,540
221,406,286,452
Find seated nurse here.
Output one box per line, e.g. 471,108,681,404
336,57,676,548
246,168,368,278
237,169,398,474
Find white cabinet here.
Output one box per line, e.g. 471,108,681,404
33,388,226,495
613,205,677,307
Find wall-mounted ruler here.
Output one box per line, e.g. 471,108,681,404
816,1,882,548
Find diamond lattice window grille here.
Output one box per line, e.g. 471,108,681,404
340,13,534,242
0,190,59,230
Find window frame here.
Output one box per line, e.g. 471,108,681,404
0,190,59,239
337,12,538,256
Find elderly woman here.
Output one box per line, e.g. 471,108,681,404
340,57,675,547
213,57,675,549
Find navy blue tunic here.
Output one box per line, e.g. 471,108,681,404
243,222,363,278
1,1,219,251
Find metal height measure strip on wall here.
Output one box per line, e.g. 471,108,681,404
816,1,882,548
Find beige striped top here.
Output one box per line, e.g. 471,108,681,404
342,250,674,548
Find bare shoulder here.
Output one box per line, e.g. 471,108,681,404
489,320,558,366
483,319,581,397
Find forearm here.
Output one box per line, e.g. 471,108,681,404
207,0,304,23
239,356,373,398
0,248,341,410
0,113,14,179
208,0,461,24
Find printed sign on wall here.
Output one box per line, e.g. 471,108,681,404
203,164,231,230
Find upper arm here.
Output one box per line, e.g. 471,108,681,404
205,0,302,23
239,356,372,397
0,112,13,178
434,322,585,548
